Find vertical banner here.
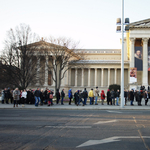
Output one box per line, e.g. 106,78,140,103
148,47,150,71
134,46,143,71
130,68,137,83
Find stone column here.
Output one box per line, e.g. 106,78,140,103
52,59,55,86
101,68,104,87
44,56,48,86
88,68,91,87
61,69,64,87
114,68,117,84
81,68,84,87
64,67,69,86
75,68,77,87
108,68,110,87
95,68,97,87
68,68,71,86
130,38,135,68
36,57,40,86
142,38,149,87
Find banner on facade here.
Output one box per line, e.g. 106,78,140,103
134,46,143,71
130,68,137,83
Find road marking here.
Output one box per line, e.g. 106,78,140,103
107,110,122,113
76,136,150,148
133,117,137,123
45,126,91,128
94,119,118,125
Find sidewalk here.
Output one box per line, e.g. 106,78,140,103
0,100,150,110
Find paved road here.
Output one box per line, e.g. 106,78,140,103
0,109,150,150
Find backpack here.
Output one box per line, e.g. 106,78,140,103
49,94,53,99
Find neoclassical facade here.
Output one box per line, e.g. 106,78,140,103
29,18,150,93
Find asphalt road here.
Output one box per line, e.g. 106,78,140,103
0,109,150,150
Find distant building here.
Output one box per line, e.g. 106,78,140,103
27,18,150,93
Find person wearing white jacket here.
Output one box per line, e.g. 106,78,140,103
21,89,27,107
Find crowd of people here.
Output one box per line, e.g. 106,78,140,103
0,85,149,107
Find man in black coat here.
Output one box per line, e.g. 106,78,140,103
56,89,60,104
83,88,88,105
107,89,111,105
124,90,127,106
130,89,134,106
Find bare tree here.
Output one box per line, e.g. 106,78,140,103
0,24,42,89
41,36,85,92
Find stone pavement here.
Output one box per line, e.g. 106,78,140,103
0,100,150,110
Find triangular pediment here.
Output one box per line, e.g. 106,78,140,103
27,39,61,49
129,18,150,29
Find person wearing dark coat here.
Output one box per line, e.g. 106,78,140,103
44,89,48,104
130,89,134,106
107,89,111,105
111,89,115,105
124,90,127,106
83,88,88,105
27,89,32,104
136,90,141,106
56,89,60,104
34,88,41,107
144,91,149,106
77,90,84,106
4,88,10,104
74,90,78,105
61,89,65,105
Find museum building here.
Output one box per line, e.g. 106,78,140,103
29,18,150,93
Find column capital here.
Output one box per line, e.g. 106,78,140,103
142,38,149,44
130,38,135,43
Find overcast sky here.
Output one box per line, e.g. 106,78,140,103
0,0,150,51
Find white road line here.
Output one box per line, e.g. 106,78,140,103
45,126,91,128
94,119,118,125
76,136,150,148
107,110,122,113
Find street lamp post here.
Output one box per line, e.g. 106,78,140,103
121,0,124,108
116,0,129,108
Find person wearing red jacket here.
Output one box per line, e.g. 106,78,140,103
101,90,105,105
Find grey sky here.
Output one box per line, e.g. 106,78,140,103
0,0,150,50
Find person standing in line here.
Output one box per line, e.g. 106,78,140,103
116,89,120,106
13,88,20,107
111,89,115,105
89,89,94,105
74,90,78,105
139,90,143,106
21,89,27,107
94,87,99,105
101,90,105,105
34,88,41,107
135,90,141,106
61,89,65,105
1,89,5,104
56,89,60,104
68,89,73,105
83,88,88,105
130,89,134,106
44,88,48,104
40,89,44,105
144,91,149,106
19,90,23,105
4,88,8,104
107,89,111,105
77,90,84,106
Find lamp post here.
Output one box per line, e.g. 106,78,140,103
116,0,129,108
